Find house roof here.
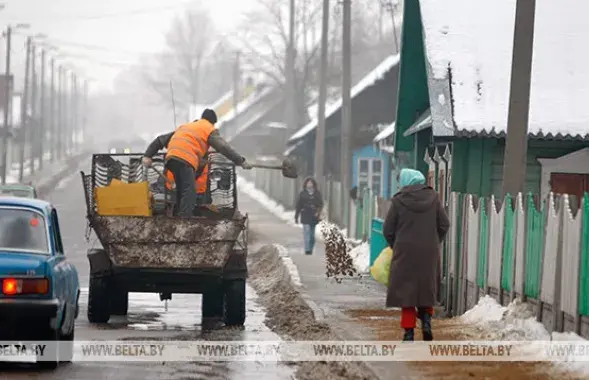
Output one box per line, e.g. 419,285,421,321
373,122,395,143
403,108,432,137
287,54,401,144
226,96,282,142
420,0,589,139
215,85,274,129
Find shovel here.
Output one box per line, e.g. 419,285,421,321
249,157,299,179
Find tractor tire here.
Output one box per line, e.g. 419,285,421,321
111,290,129,316
202,287,224,319
223,279,246,327
87,275,111,323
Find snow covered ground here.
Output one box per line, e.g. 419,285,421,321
462,295,589,376
5,152,71,184
236,176,370,274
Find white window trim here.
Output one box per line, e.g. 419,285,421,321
357,157,384,196
537,147,589,200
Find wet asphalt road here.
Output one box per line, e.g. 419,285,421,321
0,167,295,379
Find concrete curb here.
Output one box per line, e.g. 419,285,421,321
35,152,90,197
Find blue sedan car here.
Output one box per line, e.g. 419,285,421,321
0,197,80,368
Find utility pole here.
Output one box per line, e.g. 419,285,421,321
314,0,329,182
232,51,240,119
71,73,77,153
29,43,37,175
38,48,46,170
1,26,11,184
82,80,88,149
18,37,32,182
501,0,536,197
49,58,55,162
340,0,352,232
56,66,62,160
63,70,69,157
284,0,297,143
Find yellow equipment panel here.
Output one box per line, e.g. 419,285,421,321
95,181,153,216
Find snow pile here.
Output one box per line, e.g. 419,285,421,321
420,0,589,137
461,295,507,324
274,244,302,287
347,242,370,274
236,176,296,222
462,295,589,376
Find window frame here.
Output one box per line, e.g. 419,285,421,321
0,206,51,255
357,157,384,196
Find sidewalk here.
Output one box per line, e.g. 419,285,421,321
240,191,415,379
239,183,589,379
5,151,89,195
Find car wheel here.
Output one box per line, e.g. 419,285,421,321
111,290,129,316
88,275,111,323
223,279,246,327
37,326,59,369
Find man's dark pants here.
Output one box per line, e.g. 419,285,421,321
166,158,196,217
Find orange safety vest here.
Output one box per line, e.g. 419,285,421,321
165,119,215,170
165,164,208,194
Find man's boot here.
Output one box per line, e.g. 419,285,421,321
403,328,414,342
419,310,433,341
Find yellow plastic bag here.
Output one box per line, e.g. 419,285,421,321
370,247,393,286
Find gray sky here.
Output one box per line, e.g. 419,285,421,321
0,0,252,92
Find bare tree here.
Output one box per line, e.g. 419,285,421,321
236,0,324,122
144,3,220,111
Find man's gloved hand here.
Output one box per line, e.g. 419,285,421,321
241,159,253,170
142,156,152,167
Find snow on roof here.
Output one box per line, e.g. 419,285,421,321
209,91,233,111
287,54,401,143
420,0,589,138
373,122,395,143
267,122,286,129
226,105,276,142
216,86,274,129
283,140,303,156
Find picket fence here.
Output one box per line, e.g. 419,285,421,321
443,191,589,337
241,168,386,241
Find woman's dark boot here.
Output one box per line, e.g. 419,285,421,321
419,312,433,341
403,328,414,341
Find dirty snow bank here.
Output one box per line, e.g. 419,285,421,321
275,244,302,287
247,244,379,380
462,295,589,376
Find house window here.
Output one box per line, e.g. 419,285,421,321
357,158,383,197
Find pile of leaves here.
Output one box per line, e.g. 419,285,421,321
320,221,359,283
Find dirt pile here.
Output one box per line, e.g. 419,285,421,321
248,245,379,380
319,222,360,282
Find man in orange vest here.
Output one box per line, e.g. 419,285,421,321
163,151,210,203
142,109,252,216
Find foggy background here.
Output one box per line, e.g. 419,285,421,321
0,0,400,148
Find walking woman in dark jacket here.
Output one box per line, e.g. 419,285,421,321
294,177,323,255
383,168,450,341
